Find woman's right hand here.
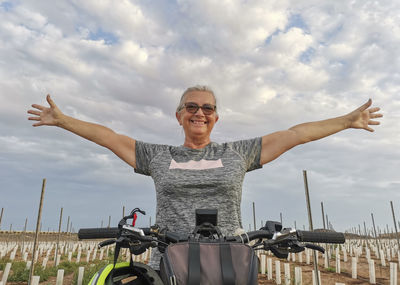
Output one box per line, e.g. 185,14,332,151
28,94,63,127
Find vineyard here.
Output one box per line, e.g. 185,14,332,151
0,231,399,284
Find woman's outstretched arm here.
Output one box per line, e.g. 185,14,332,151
259,99,383,165
28,94,137,168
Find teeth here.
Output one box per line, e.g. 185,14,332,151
190,120,206,124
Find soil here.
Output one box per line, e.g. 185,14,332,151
257,251,399,285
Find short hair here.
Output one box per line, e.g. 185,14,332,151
176,85,218,114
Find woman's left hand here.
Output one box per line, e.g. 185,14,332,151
347,99,383,132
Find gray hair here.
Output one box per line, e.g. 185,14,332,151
176,85,218,114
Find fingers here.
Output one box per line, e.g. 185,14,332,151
46,94,56,108
370,113,383,119
369,107,380,113
27,110,41,116
31,104,45,111
359,98,372,111
28,116,41,121
368,120,380,125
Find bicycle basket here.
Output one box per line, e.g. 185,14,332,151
159,242,258,285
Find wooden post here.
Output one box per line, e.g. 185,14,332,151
326,214,329,230
371,213,381,260
252,202,256,231
66,215,70,233
303,170,320,285
22,217,28,254
321,201,330,267
0,207,3,230
321,202,326,229
390,201,400,252
28,178,46,285
55,207,63,261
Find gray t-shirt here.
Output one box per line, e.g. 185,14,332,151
134,137,262,267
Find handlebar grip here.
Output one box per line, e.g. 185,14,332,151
226,230,273,243
78,227,119,239
296,230,345,244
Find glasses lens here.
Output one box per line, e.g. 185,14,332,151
185,103,199,113
202,104,215,115
184,103,215,114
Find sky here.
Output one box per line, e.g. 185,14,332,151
0,0,399,235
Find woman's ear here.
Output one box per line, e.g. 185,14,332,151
176,112,182,125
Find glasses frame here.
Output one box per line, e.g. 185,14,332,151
182,102,217,115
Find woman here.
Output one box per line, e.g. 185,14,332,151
28,85,382,267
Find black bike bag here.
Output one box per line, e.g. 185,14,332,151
159,242,258,285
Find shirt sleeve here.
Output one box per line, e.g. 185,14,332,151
230,137,263,172
134,141,168,176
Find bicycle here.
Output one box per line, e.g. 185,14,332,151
78,208,345,285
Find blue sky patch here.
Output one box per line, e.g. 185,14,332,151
286,13,309,32
264,29,281,45
88,28,118,45
1,1,15,11
299,47,315,64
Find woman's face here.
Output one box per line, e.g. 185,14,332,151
176,90,219,140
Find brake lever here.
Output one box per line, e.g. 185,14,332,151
305,243,325,253
98,239,116,248
268,246,289,259
286,241,306,253
263,240,289,259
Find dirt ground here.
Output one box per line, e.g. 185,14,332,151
257,251,399,285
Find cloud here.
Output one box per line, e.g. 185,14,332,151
0,0,398,233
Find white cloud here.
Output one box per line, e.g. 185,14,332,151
0,0,398,232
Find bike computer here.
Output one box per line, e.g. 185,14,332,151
195,209,218,226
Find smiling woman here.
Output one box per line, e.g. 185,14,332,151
28,84,382,269
175,88,219,149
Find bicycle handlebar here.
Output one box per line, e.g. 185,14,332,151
296,230,345,244
78,227,344,245
78,227,120,239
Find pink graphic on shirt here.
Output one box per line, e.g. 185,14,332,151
169,159,224,170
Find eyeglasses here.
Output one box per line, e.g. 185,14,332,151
181,102,216,115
